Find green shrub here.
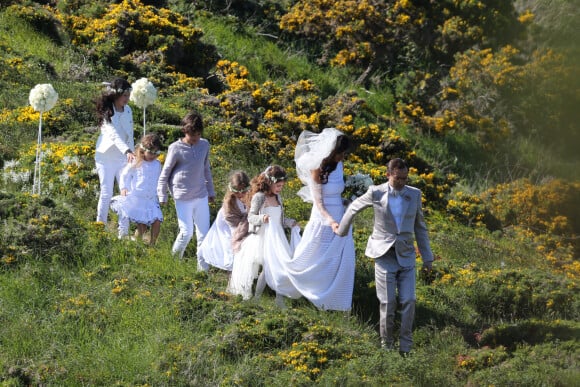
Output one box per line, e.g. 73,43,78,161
0,191,89,267
479,319,580,350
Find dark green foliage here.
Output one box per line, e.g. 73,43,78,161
5,3,65,43
479,319,580,350
0,191,88,266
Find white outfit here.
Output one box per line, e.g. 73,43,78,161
173,197,211,270
95,106,134,223
110,159,163,237
291,128,356,311
198,204,242,271
228,205,301,300
289,163,356,311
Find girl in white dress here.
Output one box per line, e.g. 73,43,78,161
227,165,301,305
198,170,251,271
110,133,163,245
290,128,356,311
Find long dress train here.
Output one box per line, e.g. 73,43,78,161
228,205,301,300
198,208,234,271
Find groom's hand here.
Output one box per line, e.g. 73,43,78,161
420,263,434,284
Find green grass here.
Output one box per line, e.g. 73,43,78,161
0,2,579,385
197,15,354,95
0,187,578,385
0,12,77,80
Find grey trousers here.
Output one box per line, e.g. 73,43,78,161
375,249,416,352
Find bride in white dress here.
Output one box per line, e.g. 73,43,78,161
227,166,301,304
288,128,356,311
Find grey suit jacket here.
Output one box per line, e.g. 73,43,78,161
336,183,433,267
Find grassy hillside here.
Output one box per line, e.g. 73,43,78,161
0,0,578,385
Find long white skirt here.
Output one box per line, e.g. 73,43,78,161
198,209,234,271
288,201,356,311
227,206,301,300
110,194,163,225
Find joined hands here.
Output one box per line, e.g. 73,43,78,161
331,222,340,234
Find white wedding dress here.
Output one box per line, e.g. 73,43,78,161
227,205,301,300
288,164,356,311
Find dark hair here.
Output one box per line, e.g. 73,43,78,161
181,111,204,135
246,165,287,206
319,135,351,184
387,158,408,172
95,78,132,126
223,170,251,214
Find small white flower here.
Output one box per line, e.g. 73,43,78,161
62,155,81,166
4,170,31,184
29,83,58,112
3,159,20,169
130,77,157,109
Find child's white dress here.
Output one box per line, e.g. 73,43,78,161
198,207,236,271
110,159,163,228
227,205,301,300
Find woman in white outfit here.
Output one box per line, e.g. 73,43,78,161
290,128,356,311
95,78,135,223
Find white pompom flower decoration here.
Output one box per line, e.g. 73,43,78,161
29,83,58,195
29,83,58,113
130,77,157,136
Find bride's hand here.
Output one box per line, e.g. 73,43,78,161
263,214,270,223
331,222,340,234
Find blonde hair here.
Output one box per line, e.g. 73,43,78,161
134,133,162,168
223,170,250,215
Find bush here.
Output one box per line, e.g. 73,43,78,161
0,191,89,267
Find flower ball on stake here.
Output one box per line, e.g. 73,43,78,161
29,83,58,195
130,78,157,136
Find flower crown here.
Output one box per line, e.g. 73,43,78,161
102,82,132,95
139,143,160,155
228,183,249,193
263,166,287,183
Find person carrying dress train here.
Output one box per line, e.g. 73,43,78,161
227,165,301,307
110,133,164,245
198,170,251,271
290,128,357,311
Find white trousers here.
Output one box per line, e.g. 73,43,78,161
95,157,126,223
118,215,130,238
172,197,210,271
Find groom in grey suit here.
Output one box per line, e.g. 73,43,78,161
334,158,433,355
